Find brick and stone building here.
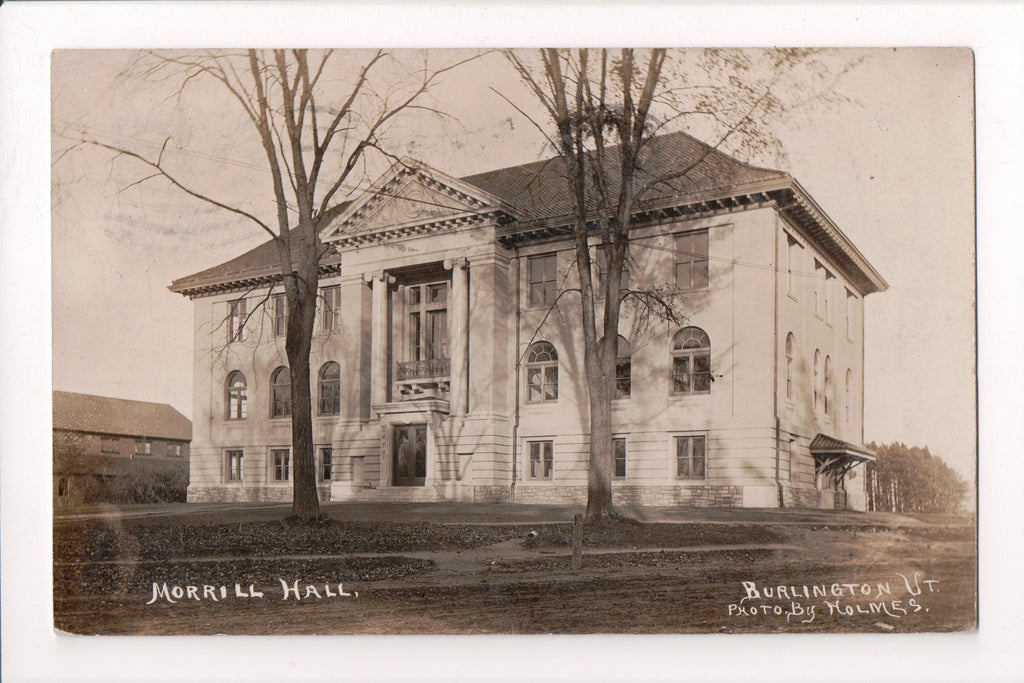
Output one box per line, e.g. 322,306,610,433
170,131,886,509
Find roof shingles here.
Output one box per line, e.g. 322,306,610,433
52,391,192,442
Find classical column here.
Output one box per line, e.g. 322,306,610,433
364,271,391,407
445,258,470,416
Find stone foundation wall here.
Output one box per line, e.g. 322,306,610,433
510,484,743,507
187,484,331,504
512,486,588,505
472,485,512,503
614,485,743,507
787,486,820,509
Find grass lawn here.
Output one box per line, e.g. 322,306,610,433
53,503,976,635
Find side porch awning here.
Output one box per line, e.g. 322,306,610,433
809,434,876,482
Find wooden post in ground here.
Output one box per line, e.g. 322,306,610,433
571,513,583,570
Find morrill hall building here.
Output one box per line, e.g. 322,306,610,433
170,131,887,510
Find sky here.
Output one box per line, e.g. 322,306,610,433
49,47,977,485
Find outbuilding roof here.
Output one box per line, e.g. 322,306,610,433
52,391,192,442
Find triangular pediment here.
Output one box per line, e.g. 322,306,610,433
323,159,520,245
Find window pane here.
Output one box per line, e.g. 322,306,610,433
614,438,626,478
692,437,706,478
428,283,447,304
320,447,332,481
527,368,542,402
427,309,448,359
615,359,631,399
544,366,558,400
693,353,711,392
692,231,708,258
675,262,692,290
529,282,544,307
693,260,709,289
673,356,690,393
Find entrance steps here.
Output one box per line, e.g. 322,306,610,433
347,486,440,503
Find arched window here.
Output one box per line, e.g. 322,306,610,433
785,333,795,400
226,371,247,420
318,362,341,415
270,366,291,418
824,356,833,416
599,335,632,400
813,350,821,411
525,341,559,403
671,327,711,395
845,369,853,423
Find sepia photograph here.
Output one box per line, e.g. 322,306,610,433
49,45,976,636
2,3,1022,683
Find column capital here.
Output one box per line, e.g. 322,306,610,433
362,271,395,284
443,258,469,271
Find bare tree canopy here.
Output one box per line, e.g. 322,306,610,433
55,49,476,520
502,48,860,519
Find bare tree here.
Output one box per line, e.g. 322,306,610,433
504,48,853,520
59,49,472,520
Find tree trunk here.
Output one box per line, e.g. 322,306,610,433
585,382,615,519
286,258,321,521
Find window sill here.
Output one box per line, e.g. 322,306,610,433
669,392,712,400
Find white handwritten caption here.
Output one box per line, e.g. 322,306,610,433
147,580,359,605
727,572,939,624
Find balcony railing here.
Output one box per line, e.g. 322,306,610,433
396,358,450,381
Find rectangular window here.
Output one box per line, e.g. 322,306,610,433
273,293,287,338
225,450,243,482
528,440,553,480
846,288,856,339
101,437,118,454
814,261,834,322
526,365,558,403
675,435,707,480
825,271,835,323
786,235,802,296
167,443,182,458
814,261,824,317
227,298,247,343
320,446,333,482
407,282,449,362
674,231,709,290
272,448,290,482
528,253,558,307
135,439,151,456
321,285,341,332
613,437,627,479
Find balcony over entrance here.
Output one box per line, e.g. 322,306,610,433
395,358,450,399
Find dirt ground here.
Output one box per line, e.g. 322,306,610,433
53,503,977,635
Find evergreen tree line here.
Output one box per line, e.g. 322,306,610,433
865,442,970,514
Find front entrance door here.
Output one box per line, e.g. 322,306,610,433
392,424,427,486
